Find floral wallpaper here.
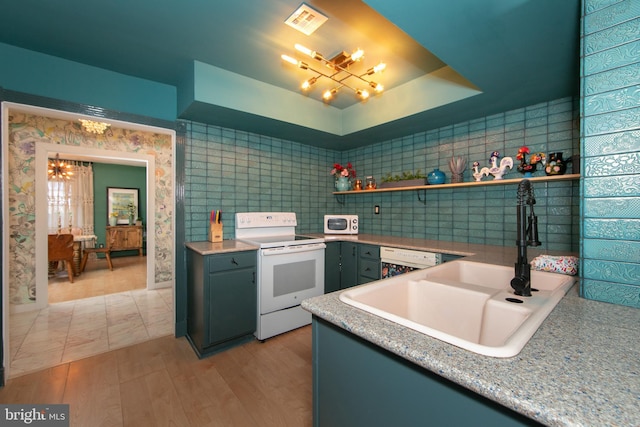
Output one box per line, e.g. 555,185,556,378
7,112,174,305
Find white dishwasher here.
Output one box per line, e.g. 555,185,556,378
380,246,442,279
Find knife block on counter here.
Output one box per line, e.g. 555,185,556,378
209,223,223,242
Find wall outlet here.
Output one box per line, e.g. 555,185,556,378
374,205,380,214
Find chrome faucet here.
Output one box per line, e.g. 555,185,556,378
510,179,541,297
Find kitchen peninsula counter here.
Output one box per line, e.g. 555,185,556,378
307,232,565,264
302,234,639,426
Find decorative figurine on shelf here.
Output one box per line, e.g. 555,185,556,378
545,152,568,176
481,151,513,180
448,156,467,183
516,146,546,177
472,161,487,182
427,168,446,185
365,176,377,190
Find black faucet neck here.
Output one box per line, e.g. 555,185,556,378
511,179,539,297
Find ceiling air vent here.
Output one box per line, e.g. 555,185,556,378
285,3,328,36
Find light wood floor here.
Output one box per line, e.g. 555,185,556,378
0,326,313,427
48,255,147,303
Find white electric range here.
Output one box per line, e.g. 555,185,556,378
235,212,325,340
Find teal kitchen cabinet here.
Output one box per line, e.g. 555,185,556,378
186,249,257,357
324,241,380,291
323,241,359,291
324,241,342,293
312,317,537,427
341,241,359,289
357,243,380,285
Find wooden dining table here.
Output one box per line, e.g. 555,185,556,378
72,234,97,276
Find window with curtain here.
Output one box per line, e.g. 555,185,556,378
47,160,94,235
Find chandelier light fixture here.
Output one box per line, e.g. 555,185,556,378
79,119,111,134
47,153,74,181
281,43,386,102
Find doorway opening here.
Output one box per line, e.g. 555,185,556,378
2,102,176,379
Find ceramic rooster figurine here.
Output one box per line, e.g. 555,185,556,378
481,151,513,180
472,161,487,182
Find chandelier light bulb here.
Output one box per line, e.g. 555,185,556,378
295,44,323,60
351,49,364,62
323,88,337,100
301,77,318,90
373,62,386,73
281,54,298,65
295,44,313,56
369,81,384,92
356,89,370,99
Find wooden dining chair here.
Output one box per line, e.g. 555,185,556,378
48,234,76,283
80,247,113,272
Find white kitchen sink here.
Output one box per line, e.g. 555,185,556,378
339,260,575,357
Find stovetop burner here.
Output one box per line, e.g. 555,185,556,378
234,212,324,248
237,234,324,248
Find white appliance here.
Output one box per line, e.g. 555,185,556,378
235,212,326,340
324,214,359,234
380,246,442,279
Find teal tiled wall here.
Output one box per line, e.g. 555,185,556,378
183,123,337,241
183,96,580,254
581,0,640,308
340,98,580,252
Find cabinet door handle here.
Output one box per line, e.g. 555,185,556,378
352,247,356,256
364,267,371,272
231,258,238,265
252,271,256,283
365,251,372,256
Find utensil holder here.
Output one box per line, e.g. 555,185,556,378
209,223,223,242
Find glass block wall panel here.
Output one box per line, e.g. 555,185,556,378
581,0,640,308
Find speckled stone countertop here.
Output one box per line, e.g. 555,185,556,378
302,234,640,427
185,240,258,255
309,233,517,261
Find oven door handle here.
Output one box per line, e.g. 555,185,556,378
261,243,326,256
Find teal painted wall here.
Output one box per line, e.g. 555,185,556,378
93,163,147,254
0,42,176,121
580,0,640,308
183,96,580,253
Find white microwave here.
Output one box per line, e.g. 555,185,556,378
324,215,359,235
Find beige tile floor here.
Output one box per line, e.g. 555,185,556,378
8,255,174,379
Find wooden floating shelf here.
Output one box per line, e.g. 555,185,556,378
333,174,580,195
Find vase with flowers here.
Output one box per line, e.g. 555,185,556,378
109,212,118,226
516,146,546,177
126,203,136,225
330,162,356,191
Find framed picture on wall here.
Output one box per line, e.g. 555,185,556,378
107,187,139,225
